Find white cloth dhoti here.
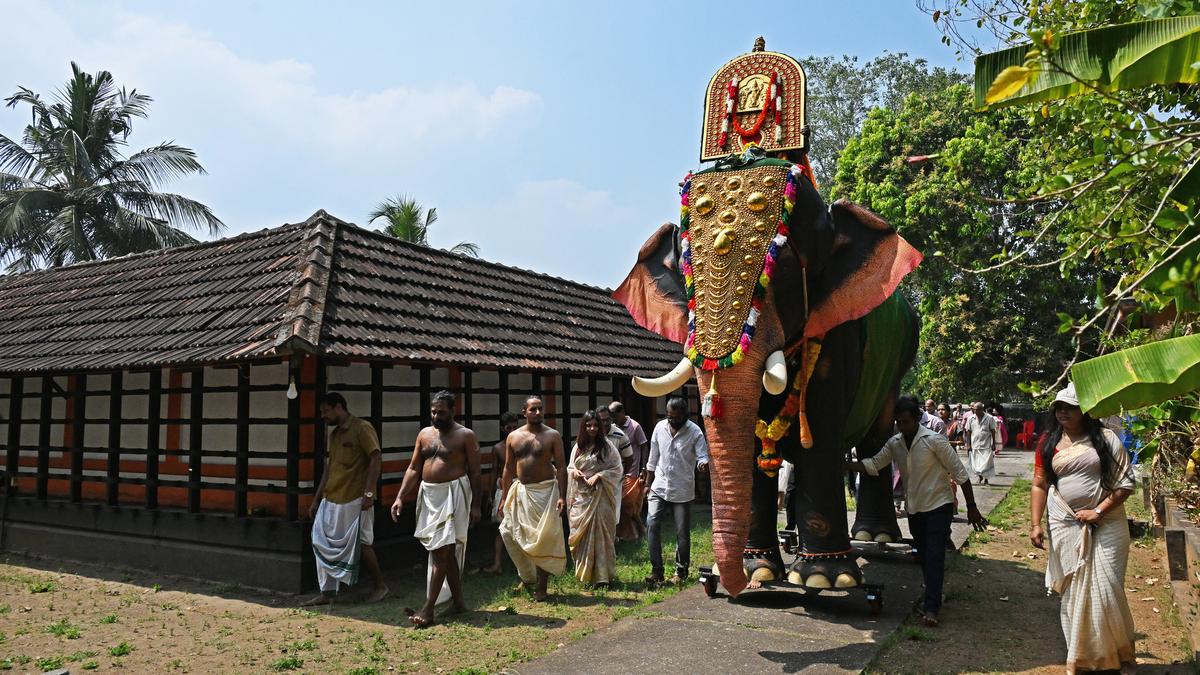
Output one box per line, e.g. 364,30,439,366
312,499,374,593
967,445,995,480
499,478,566,583
414,475,471,605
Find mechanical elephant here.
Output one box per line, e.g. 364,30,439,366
614,149,922,598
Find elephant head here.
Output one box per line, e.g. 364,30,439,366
614,155,921,597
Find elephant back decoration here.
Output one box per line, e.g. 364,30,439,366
615,37,923,599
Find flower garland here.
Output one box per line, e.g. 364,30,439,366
679,160,803,372
753,339,822,476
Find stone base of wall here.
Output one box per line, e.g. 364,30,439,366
1164,498,1200,664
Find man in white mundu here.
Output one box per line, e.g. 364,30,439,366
964,401,1001,485
392,390,481,628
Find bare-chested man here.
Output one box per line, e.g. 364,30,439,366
498,396,567,601
391,390,481,628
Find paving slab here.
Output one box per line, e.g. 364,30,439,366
513,450,1032,675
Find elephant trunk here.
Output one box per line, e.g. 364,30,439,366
696,301,784,599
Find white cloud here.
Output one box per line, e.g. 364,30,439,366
0,3,542,159
441,178,647,289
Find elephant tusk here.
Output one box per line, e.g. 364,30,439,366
762,350,787,395
633,356,694,397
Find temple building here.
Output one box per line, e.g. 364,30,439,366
0,211,689,592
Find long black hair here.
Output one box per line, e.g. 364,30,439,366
576,410,610,460
1038,403,1115,492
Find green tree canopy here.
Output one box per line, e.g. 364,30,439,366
0,63,223,271
369,195,479,258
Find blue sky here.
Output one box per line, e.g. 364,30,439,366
0,1,969,288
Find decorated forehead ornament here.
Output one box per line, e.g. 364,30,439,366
700,36,808,162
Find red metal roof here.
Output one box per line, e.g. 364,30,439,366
0,211,682,376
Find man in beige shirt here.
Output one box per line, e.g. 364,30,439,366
849,396,986,627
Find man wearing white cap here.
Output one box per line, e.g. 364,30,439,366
964,401,1001,485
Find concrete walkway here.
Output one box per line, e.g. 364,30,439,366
513,449,1034,675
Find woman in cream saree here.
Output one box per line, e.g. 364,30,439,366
1031,384,1136,674
567,410,623,586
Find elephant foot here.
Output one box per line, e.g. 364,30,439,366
743,547,784,586
786,555,864,590
851,524,902,544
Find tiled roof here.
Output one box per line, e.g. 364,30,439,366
0,211,682,376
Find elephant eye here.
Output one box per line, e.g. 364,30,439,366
662,255,676,272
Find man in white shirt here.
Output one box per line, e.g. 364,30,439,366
849,397,986,627
643,396,709,586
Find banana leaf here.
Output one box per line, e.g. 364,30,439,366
1072,334,1200,417
975,15,1200,110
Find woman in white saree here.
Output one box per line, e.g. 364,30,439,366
1030,383,1136,674
567,410,623,586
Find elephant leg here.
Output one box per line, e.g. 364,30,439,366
851,382,903,543
740,454,785,586
787,322,863,590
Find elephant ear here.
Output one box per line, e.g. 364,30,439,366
613,223,689,344
804,201,923,338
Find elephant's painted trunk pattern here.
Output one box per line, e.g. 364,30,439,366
697,302,784,598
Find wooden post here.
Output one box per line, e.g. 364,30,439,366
561,375,572,442
188,369,203,513
371,362,384,499
5,376,22,482
499,370,509,418
36,376,52,500
234,364,250,517
286,365,300,522
587,375,598,411
313,359,326,490
71,376,85,502
106,371,123,506
463,369,474,428
145,370,161,510
419,366,431,428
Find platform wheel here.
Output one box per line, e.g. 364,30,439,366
867,597,883,616
702,575,718,598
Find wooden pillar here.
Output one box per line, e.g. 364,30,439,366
463,369,474,428
286,365,300,521
5,376,22,481
587,375,598,411
145,370,161,510
370,362,384,499
36,375,52,500
419,366,431,428
70,376,85,502
106,371,123,506
313,359,327,489
234,364,250,517
561,374,572,441
499,370,509,417
188,369,203,513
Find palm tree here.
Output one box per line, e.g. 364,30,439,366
369,195,479,257
0,63,223,271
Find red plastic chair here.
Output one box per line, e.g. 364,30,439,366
1015,420,1036,450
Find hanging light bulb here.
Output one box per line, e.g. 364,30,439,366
286,374,298,400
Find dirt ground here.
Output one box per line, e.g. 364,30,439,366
0,513,712,674
868,479,1196,674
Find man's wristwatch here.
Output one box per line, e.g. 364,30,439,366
1094,505,1104,517
364,491,375,499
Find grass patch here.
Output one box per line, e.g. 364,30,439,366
27,579,57,593
98,613,118,624
345,668,381,675
46,618,82,639
67,650,99,662
82,661,99,670
108,641,133,657
35,656,64,670
284,638,317,652
268,655,304,671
